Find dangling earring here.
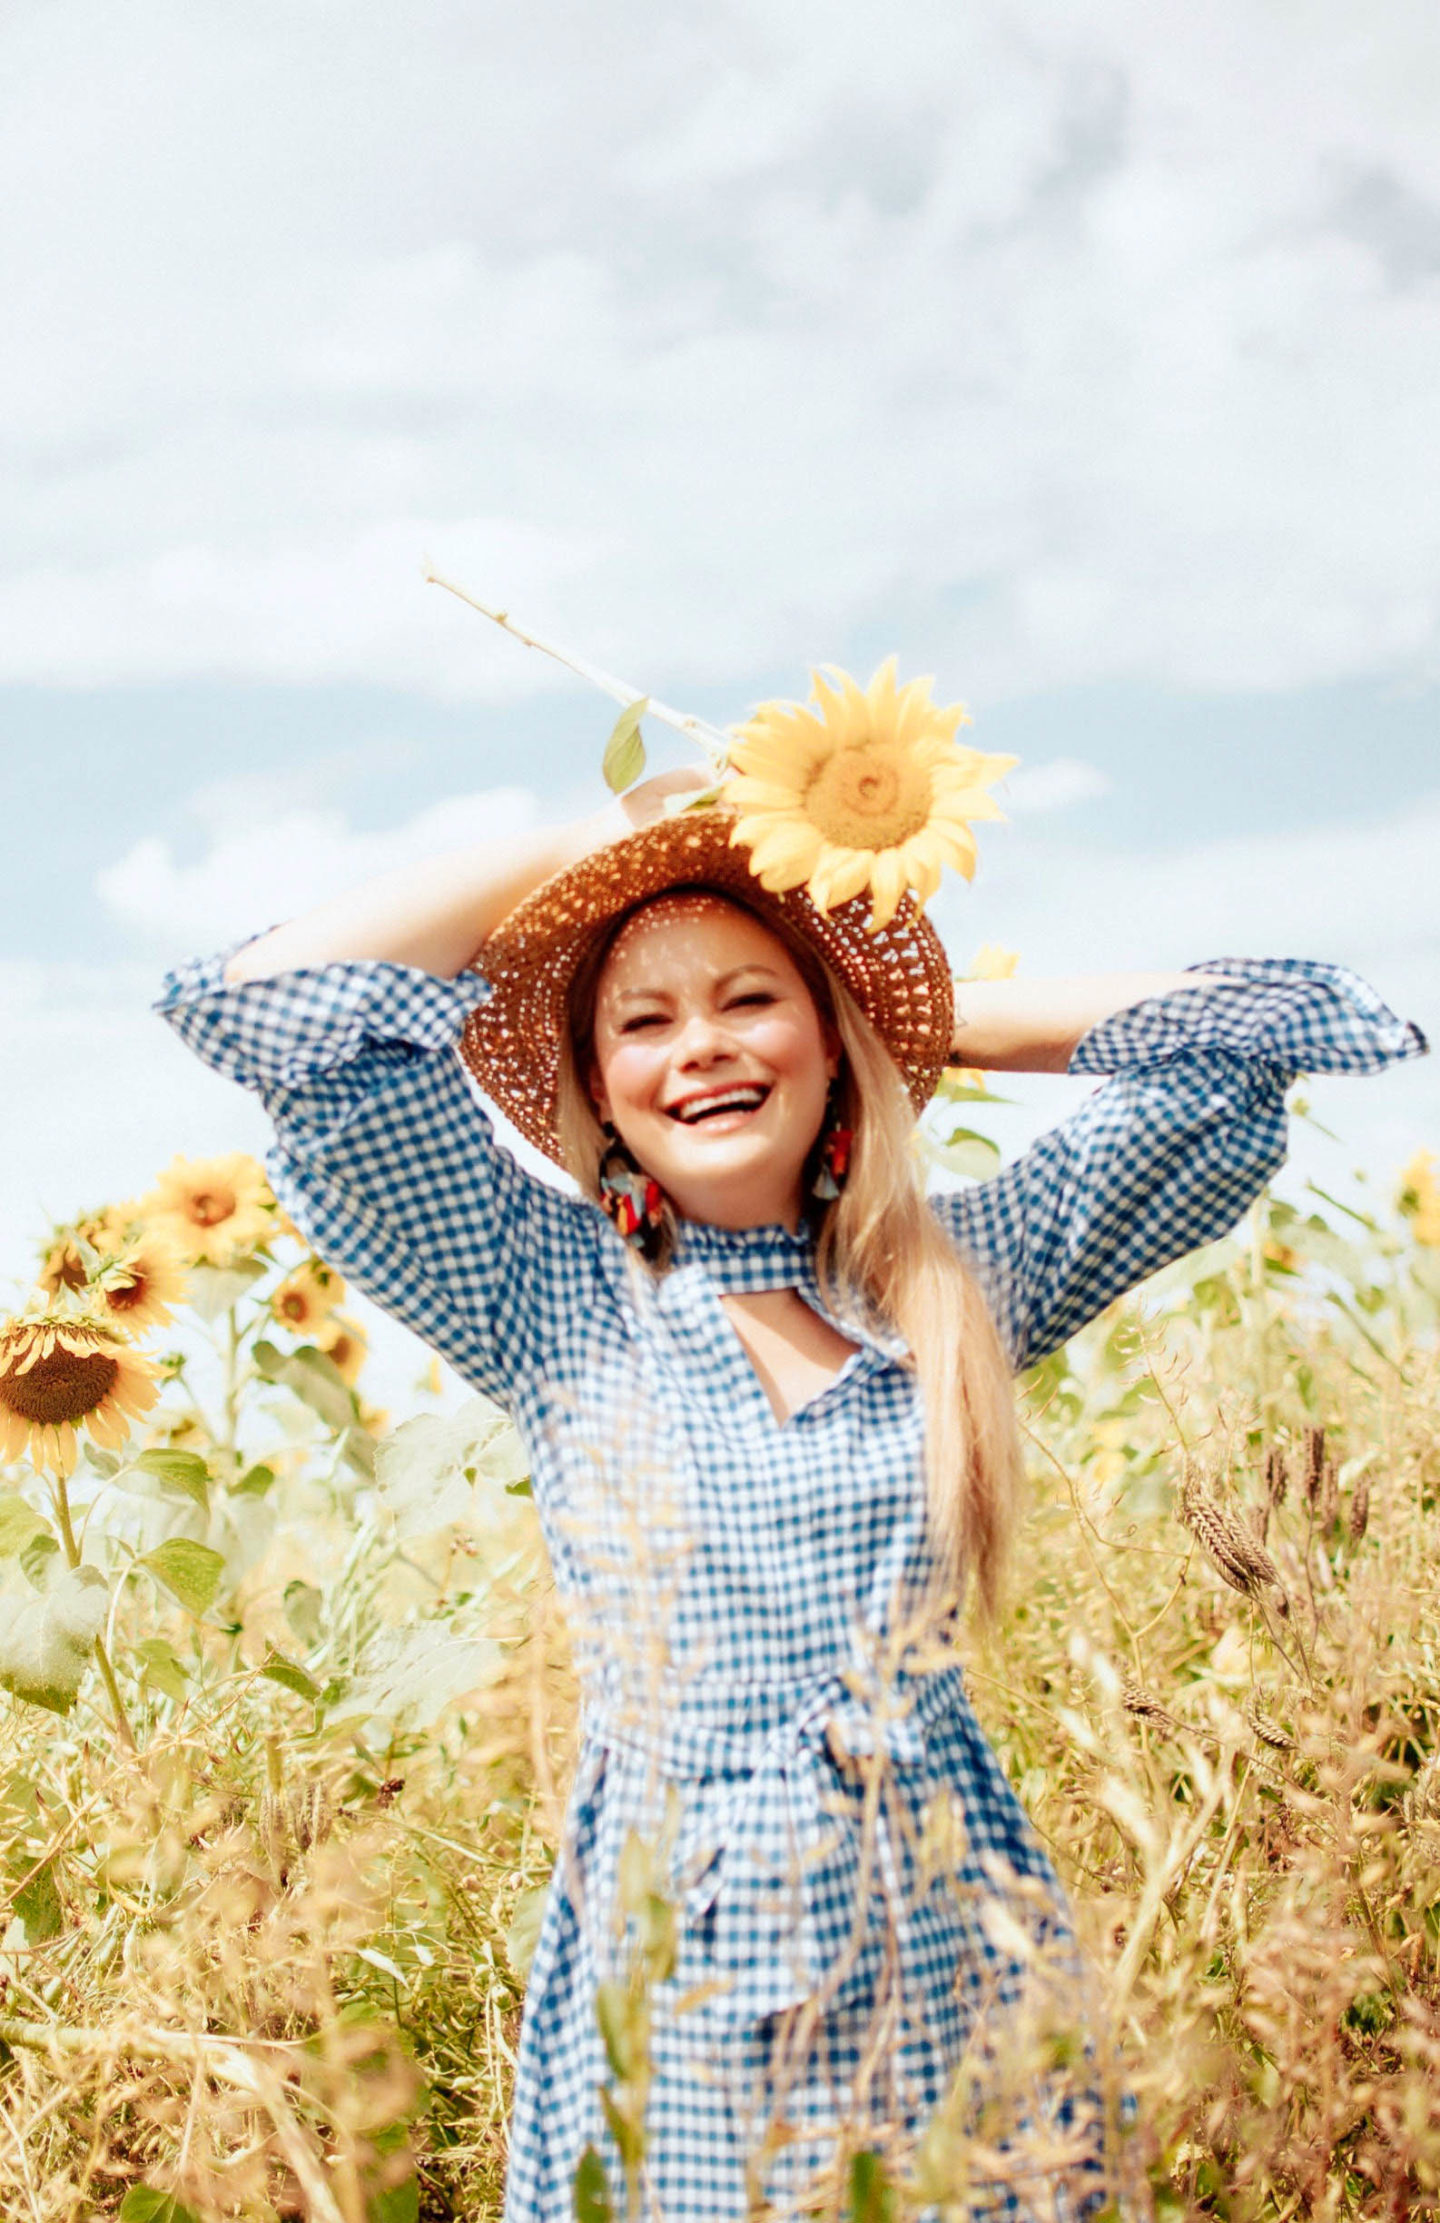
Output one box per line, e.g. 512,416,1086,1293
810,1089,853,1203
598,1125,668,1261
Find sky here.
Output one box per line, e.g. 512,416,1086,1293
3,0,1438,1381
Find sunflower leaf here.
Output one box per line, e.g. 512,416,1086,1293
139,1538,225,1618
186,1257,268,1323
373,1397,527,1538
135,1636,190,1703
0,1564,109,1714
602,699,648,794
260,1645,320,1703
135,1450,211,1508
0,1493,51,1558
20,1534,61,1592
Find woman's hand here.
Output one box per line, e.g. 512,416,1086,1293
581,767,715,850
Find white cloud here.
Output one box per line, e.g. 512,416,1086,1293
96,785,540,954
0,0,1436,703
1002,759,1112,814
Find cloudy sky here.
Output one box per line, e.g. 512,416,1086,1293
4,0,1438,1353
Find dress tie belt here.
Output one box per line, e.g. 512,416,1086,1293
579,1663,969,2023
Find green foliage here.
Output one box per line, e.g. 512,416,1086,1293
601,698,648,793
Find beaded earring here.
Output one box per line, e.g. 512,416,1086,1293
598,1126,668,1261
810,1092,853,1203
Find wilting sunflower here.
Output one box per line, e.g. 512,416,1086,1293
0,1308,160,1476
37,1203,138,1299
317,1313,367,1386
95,1234,188,1335
142,1153,276,1265
271,1258,343,1338
722,658,1016,931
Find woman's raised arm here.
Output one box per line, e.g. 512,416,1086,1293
223,770,708,984
952,970,1240,1073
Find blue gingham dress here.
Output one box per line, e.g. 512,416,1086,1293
157,950,1424,2220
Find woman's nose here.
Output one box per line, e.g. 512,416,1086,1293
673,1009,737,1064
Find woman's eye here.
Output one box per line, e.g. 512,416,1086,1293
729,993,774,1010
621,1013,666,1033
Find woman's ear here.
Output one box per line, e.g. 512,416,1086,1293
823,1023,842,1085
587,1060,611,1127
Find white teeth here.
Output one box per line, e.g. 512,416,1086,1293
673,1086,768,1123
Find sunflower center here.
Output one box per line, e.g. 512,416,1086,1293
279,1292,310,1322
803,743,933,852
188,1188,237,1226
1,1349,119,1426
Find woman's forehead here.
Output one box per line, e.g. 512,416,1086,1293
598,892,796,988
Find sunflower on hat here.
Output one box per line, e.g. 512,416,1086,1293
722,658,1015,931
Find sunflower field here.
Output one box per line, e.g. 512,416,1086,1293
0,1136,1438,2221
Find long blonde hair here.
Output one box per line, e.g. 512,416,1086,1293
555,890,1022,1620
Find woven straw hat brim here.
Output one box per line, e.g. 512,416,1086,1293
459,809,956,1166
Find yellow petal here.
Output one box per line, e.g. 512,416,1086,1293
720,775,808,811
866,848,909,931
808,847,875,912
734,818,825,883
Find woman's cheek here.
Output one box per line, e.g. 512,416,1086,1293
601,1040,667,1117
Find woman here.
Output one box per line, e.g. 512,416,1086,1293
159,750,1423,2221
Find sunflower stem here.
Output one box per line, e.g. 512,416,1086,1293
50,1471,81,1569
421,565,731,771
92,1635,137,1753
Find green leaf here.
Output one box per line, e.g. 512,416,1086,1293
10,1855,64,1942
234,1462,276,1497
252,1340,373,1474
847,2149,894,2223
261,1646,320,1703
118,2190,201,2223
19,1532,61,1591
929,1126,1002,1181
186,1256,268,1323
503,1884,549,1984
931,1072,1015,1106
0,1494,50,1557
139,1538,225,1617
572,2145,612,2223
0,1565,108,1714
135,1636,190,1703
601,698,648,793
369,2175,419,2223
374,1397,528,1538
136,1450,210,1508
325,1620,503,1731
283,1579,324,1647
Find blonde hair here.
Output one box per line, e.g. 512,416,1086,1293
556,891,1022,1620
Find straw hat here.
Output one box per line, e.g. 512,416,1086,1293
459,807,956,1166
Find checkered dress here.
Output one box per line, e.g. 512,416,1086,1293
157,950,1424,2221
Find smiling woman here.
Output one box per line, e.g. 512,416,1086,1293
163,703,1425,2220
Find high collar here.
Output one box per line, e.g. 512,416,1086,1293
670,1213,819,1294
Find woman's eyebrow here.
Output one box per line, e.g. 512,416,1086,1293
612,963,781,1004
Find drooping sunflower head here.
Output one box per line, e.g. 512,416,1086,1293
721,658,1016,931
141,1153,278,1266
271,1258,344,1338
317,1313,368,1386
95,1233,188,1335
0,1306,160,1477
37,1203,139,1300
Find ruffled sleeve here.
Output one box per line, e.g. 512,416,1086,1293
154,945,599,1403
932,958,1428,1372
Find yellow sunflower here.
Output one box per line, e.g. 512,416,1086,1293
0,1308,160,1477
141,1153,277,1266
1398,1149,1440,1246
722,658,1016,931
271,1258,344,1338
95,1234,188,1336
316,1313,367,1386
37,1204,138,1299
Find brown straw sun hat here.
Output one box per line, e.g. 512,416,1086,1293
459,807,957,1165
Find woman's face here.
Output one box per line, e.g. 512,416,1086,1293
588,893,839,1231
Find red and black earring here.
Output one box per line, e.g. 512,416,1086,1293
810,1089,853,1203
598,1125,668,1260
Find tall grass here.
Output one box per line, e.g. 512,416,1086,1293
0,1159,1436,2219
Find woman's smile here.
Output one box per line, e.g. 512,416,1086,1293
589,894,838,1227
